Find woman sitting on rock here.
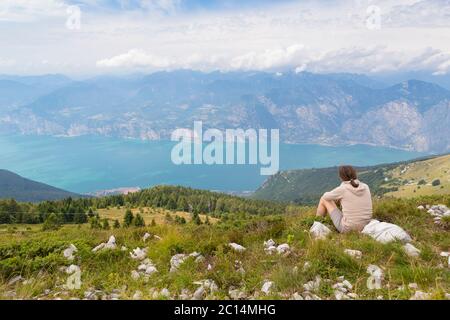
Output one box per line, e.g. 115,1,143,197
316,165,372,233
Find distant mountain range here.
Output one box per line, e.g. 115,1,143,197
252,154,449,204
0,169,83,202
0,71,450,152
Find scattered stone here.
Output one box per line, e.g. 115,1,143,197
193,286,205,300
136,258,158,276
263,239,277,255
207,264,213,271
403,243,421,257
160,288,171,298
445,293,450,300
121,246,127,251
261,280,274,294
408,283,418,290
303,276,321,293
132,290,142,300
192,280,218,300
63,244,77,261
229,288,247,300
234,260,245,274
302,291,322,300
264,239,276,248
169,252,204,272
8,275,24,286
92,235,117,252
344,249,362,259
427,204,450,226
276,243,291,255
310,221,331,240
131,270,140,280
229,242,246,252
417,205,425,210
143,232,152,242
65,265,82,290
410,291,432,300
178,289,191,300
130,247,148,260
376,295,384,300
332,276,356,300
366,264,384,290
84,289,104,300
291,292,304,300
154,235,162,240
303,261,311,271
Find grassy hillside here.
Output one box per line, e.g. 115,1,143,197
0,169,83,202
0,195,448,300
253,154,446,204
382,154,450,197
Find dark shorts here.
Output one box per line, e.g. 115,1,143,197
329,208,344,233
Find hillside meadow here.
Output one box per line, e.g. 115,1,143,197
0,195,448,300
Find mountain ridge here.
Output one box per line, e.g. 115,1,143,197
1,71,450,152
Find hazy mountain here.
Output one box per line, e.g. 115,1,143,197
1,71,450,152
0,169,83,202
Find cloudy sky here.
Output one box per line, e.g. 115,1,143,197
0,0,449,76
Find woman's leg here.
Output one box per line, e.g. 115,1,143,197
316,197,344,232
316,197,337,217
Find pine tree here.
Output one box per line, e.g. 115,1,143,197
102,218,110,230
113,219,121,229
134,213,145,227
123,209,134,227
192,212,202,225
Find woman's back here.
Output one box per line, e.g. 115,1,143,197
322,179,372,232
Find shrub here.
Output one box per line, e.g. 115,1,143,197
42,213,61,231
89,216,101,229
432,179,441,186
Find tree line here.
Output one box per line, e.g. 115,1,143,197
0,185,287,224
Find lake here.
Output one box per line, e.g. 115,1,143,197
0,134,426,194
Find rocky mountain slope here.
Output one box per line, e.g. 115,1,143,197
1,71,450,153
253,154,449,204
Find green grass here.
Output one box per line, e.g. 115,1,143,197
0,196,449,300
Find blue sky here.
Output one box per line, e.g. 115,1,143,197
0,0,449,76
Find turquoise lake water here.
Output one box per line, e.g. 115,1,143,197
0,134,426,194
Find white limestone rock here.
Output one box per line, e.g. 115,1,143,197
366,264,384,290
344,249,362,259
310,221,331,240
63,244,77,261
403,243,421,257
261,280,274,294
229,242,246,252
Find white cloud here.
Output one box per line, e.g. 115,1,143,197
0,0,66,22
97,49,173,68
1,0,450,75
96,45,450,75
